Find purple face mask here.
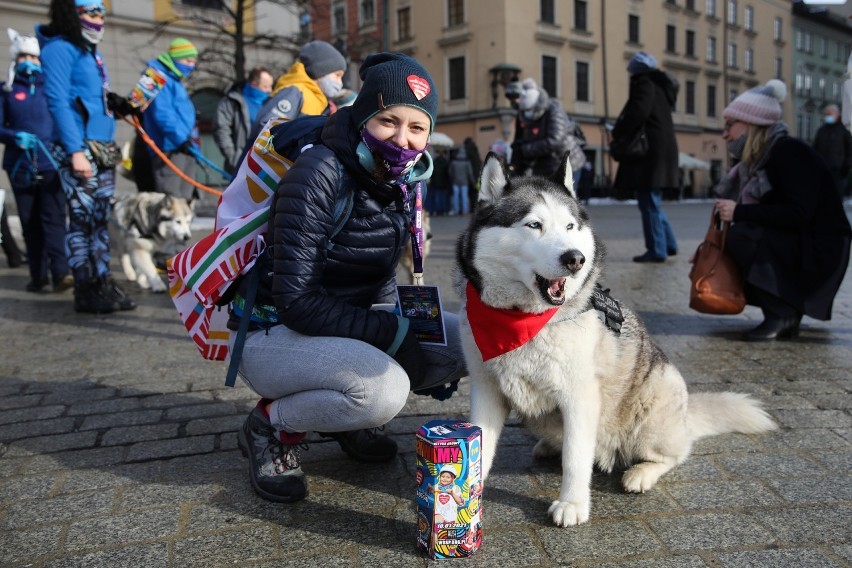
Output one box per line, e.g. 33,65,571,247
361,128,427,180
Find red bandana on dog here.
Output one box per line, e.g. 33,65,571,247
466,281,559,362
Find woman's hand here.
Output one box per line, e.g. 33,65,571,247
71,151,93,179
715,199,736,222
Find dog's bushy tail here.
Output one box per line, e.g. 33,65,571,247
687,392,777,440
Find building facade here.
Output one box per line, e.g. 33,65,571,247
790,1,852,143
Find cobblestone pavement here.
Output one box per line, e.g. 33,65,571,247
0,201,850,568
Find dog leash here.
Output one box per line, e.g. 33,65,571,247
121,115,224,197
187,145,233,183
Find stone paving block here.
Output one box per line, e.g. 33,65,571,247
809,393,852,411
716,547,843,568
163,401,238,421
79,409,165,431
172,527,278,567
2,489,114,528
0,416,76,441
690,434,764,456
11,430,98,454
22,446,124,473
256,552,360,568
440,528,542,567
764,474,852,504
648,512,774,552
770,380,849,395
47,542,170,568
753,505,850,545
0,524,63,564
160,450,245,480
808,449,852,474
67,397,143,416
759,394,817,410
119,480,220,512
0,456,26,478
0,472,60,503
659,455,725,482
185,414,245,436
42,387,118,405
761,428,850,450
184,501,292,534
64,507,180,551
125,435,215,462
833,544,852,563
538,520,661,562
0,404,66,426
772,409,852,429
138,391,215,408
60,462,162,494
664,479,781,510
714,452,820,478
101,423,179,446
595,556,710,568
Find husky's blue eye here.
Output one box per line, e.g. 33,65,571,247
526,221,542,230
566,223,574,230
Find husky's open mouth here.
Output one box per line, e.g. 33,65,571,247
535,274,567,305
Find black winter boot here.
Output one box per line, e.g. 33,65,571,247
237,404,308,503
74,279,120,314
318,428,398,463
100,276,137,311
742,315,802,342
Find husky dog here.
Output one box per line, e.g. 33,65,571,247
455,153,776,527
111,192,193,293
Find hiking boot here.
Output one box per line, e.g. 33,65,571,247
237,405,308,503
52,274,74,293
318,427,398,463
74,279,120,314
100,276,137,311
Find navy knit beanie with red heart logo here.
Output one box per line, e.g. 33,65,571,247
350,53,438,132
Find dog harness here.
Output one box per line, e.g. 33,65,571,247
589,285,624,334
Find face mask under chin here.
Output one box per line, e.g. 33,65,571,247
727,134,746,160
316,75,343,99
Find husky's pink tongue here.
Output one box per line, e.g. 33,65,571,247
549,278,566,295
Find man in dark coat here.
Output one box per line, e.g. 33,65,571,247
612,52,680,263
812,104,852,197
508,78,574,178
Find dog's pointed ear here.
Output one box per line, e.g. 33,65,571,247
478,152,509,206
553,152,576,200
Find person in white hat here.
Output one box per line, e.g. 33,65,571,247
713,80,851,341
0,28,72,292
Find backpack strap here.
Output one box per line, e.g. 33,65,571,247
225,161,353,387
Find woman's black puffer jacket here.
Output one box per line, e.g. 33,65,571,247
244,108,417,352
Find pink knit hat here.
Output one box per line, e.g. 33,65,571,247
723,80,787,125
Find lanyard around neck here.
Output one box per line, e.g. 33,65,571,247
399,181,424,283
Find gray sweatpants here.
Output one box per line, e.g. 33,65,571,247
232,311,467,434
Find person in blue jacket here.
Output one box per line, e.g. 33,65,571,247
140,38,199,202
1,27,71,293
38,0,136,313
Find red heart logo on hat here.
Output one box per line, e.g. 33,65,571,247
407,75,430,100
438,493,451,505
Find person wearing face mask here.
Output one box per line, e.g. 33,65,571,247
812,104,852,198
37,0,137,314
713,80,851,342
612,52,680,264
507,78,583,180
213,66,273,175
241,41,346,156
229,53,466,504
137,38,200,202
0,28,71,292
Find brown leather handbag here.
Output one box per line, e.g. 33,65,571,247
689,210,746,315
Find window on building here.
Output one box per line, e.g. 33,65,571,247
727,0,737,25
666,0,676,5
804,73,812,96
575,61,590,101
182,0,222,8
666,25,677,53
360,0,375,25
686,0,695,10
707,84,717,117
332,0,346,34
818,77,826,99
541,0,555,24
448,56,466,100
744,48,753,71
727,42,737,67
795,30,802,51
774,57,782,79
834,81,841,100
686,30,696,57
795,72,803,95
819,37,827,58
744,6,753,31
447,0,464,27
628,14,640,44
397,7,412,40
774,17,782,41
729,88,738,102
804,32,812,53
707,36,717,62
574,0,588,31
707,0,716,17
542,56,558,97
685,80,695,114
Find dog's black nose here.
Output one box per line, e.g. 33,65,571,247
561,250,585,273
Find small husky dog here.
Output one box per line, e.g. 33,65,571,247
456,153,776,527
111,192,193,293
